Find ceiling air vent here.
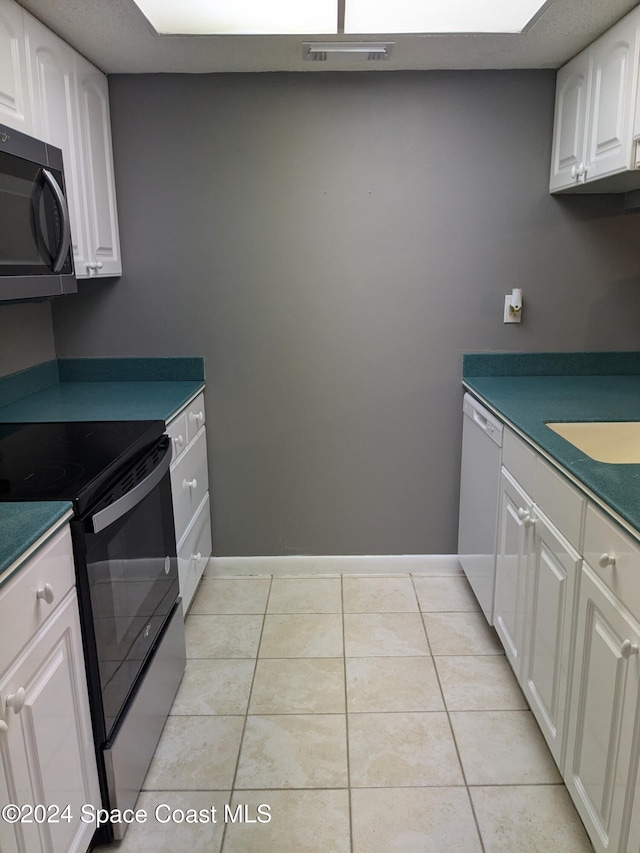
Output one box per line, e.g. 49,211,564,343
302,42,394,61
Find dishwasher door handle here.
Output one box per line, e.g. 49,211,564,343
473,409,490,431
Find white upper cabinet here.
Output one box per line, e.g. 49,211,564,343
587,16,640,181
75,53,122,278
25,16,90,271
550,5,640,193
0,0,31,132
549,51,592,191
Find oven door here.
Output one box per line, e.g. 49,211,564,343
74,436,179,742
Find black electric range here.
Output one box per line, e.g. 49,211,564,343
0,418,186,844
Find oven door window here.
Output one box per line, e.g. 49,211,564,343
83,472,178,738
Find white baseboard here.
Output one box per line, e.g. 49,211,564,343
205,554,462,577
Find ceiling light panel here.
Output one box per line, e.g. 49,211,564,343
134,0,337,35
345,0,549,34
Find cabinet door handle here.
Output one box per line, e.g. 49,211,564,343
36,583,55,604
191,552,202,562
6,688,26,714
174,434,185,448
570,164,577,179
621,640,639,659
517,507,536,527
183,478,198,490
0,720,7,734
598,553,616,569
189,411,204,425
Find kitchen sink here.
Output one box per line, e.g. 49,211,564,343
546,422,640,463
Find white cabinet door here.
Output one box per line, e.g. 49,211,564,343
586,14,640,181
75,54,121,278
549,50,592,191
564,564,640,853
0,0,31,132
522,509,581,768
494,467,532,680
0,591,100,853
24,15,89,271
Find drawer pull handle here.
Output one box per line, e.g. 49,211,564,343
621,640,639,659
36,584,55,604
598,553,616,569
517,508,536,528
191,552,202,562
0,720,7,734
189,411,204,425
183,478,198,490
6,688,26,714
174,434,185,448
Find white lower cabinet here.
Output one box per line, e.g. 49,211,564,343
494,467,532,679
495,430,582,769
495,462,580,769
166,391,211,615
564,564,640,853
489,422,640,853
0,526,100,853
522,508,581,768
177,494,212,617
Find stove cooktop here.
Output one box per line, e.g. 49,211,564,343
0,420,166,510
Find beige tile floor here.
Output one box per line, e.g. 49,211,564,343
103,572,594,853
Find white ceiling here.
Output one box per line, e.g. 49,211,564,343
16,0,640,74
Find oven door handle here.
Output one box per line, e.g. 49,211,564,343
91,440,172,534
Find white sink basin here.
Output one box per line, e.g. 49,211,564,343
546,422,640,463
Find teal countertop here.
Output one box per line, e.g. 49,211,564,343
0,379,204,422
0,357,205,422
0,502,73,583
463,372,640,535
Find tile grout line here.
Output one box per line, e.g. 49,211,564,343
219,573,274,853
341,575,354,853
410,575,488,853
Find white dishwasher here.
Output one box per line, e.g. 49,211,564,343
457,393,503,625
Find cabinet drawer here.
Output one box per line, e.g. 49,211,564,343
534,457,585,551
0,526,75,671
584,503,640,623
166,411,188,462
170,429,208,543
178,494,212,616
502,428,535,496
185,392,206,445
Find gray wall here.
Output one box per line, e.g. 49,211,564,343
51,71,640,555
0,302,56,376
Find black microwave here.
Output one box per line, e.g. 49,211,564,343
0,122,76,301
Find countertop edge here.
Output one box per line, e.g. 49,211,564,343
462,380,640,544
0,506,74,588
165,384,206,423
